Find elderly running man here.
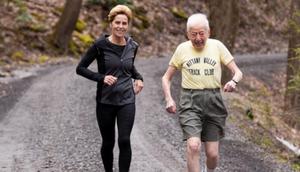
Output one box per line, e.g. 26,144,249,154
162,13,243,172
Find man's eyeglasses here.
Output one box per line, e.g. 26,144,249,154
189,31,207,38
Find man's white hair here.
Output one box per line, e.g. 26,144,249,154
186,13,210,31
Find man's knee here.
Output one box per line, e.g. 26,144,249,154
205,142,219,160
206,150,219,161
187,137,201,153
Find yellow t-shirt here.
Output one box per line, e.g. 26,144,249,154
169,39,234,89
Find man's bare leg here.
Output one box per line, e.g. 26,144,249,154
204,141,219,172
186,137,201,172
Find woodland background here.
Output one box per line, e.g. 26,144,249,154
0,0,300,170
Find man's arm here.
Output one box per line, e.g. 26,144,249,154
223,60,243,92
162,66,177,113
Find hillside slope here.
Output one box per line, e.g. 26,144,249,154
0,0,291,64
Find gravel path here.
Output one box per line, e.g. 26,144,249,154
0,55,295,172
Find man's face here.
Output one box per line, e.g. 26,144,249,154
187,26,210,50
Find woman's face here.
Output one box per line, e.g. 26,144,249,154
110,14,129,38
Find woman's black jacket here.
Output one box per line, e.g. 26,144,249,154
76,35,143,105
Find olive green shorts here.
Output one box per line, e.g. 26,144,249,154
178,88,228,142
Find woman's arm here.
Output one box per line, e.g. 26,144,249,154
76,44,105,82
132,65,144,94
130,45,144,94
131,65,143,81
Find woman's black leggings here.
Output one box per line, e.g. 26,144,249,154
96,103,135,172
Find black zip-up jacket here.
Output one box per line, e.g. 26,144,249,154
76,35,143,105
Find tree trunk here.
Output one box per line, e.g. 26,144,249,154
206,0,240,85
52,0,82,51
284,0,300,130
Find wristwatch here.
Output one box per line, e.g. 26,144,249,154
232,79,238,85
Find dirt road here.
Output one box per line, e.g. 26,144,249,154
0,55,294,172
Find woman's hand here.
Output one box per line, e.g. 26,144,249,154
134,79,143,94
104,75,118,86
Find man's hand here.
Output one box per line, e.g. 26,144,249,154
134,79,144,95
166,98,176,114
104,75,118,86
223,80,237,92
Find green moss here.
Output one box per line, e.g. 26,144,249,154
292,162,300,171
170,7,188,20
287,9,300,93
12,0,23,6
69,39,79,56
0,59,6,66
246,128,274,149
287,53,300,92
29,58,35,65
260,135,274,148
54,6,64,14
31,12,46,21
11,51,25,60
75,19,87,32
130,6,150,31
38,55,49,63
13,0,32,24
246,107,254,120
249,85,271,98
69,32,94,56
16,7,32,23
101,21,109,29
76,33,94,46
135,14,150,30
289,11,300,34
29,23,48,32
227,115,237,123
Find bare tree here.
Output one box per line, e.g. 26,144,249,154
284,0,300,129
52,0,82,51
206,0,240,84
